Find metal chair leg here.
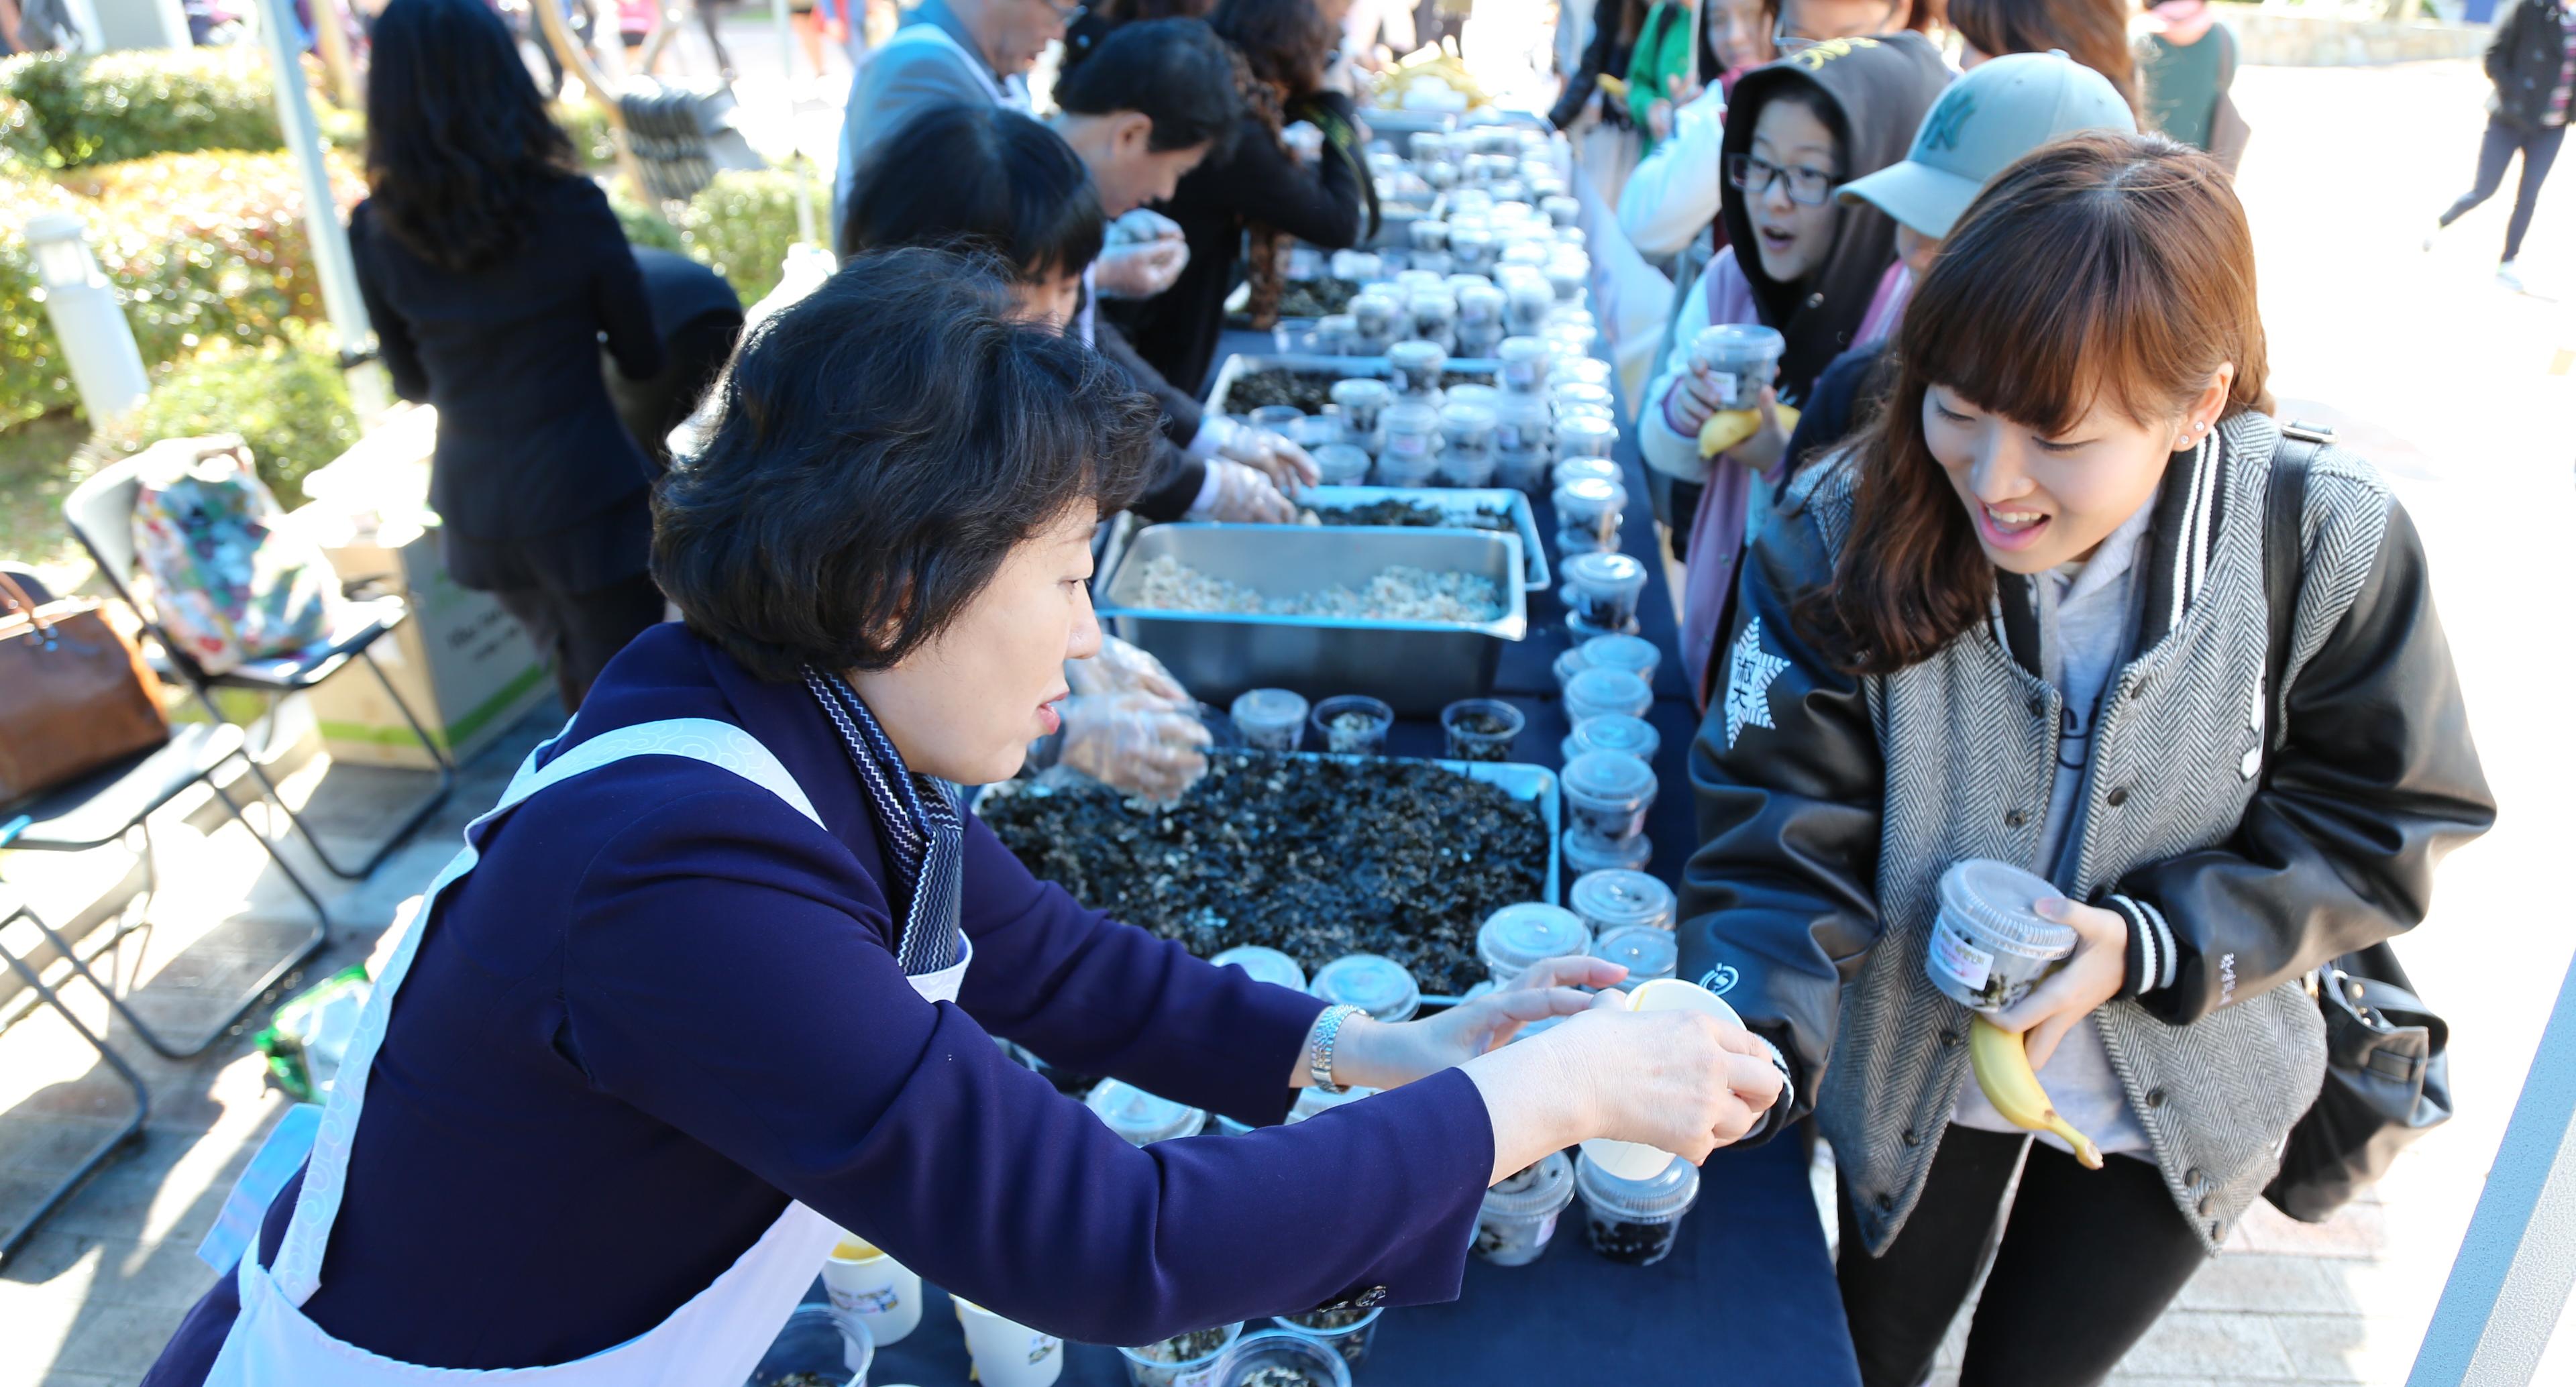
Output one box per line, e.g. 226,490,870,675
196,650,456,881
0,914,150,1268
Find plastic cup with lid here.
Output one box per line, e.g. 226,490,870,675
1315,313,1356,356
1575,1148,1704,1265
1563,553,1650,634
751,1303,873,1386
1436,402,1497,487
1449,225,1497,273
1928,858,2080,1013
1309,694,1393,757
1498,335,1552,394
1229,688,1309,753
1551,645,1591,700
1560,749,1658,840
1309,952,1422,1022
1424,157,1460,189
953,1296,1065,1387
1475,1150,1578,1267
1501,271,1555,335
1540,193,1581,227
1456,282,1505,331
1578,979,1743,1182
1440,697,1523,763
1553,355,1613,390
1444,270,1495,297
1409,130,1448,162
1216,1329,1352,1387
1569,867,1677,936
1552,477,1628,555
1477,901,1593,985
1552,380,1617,419
1580,632,1660,687
1329,376,1390,447
1310,443,1372,487
1409,247,1455,278
1287,414,1341,451
1246,405,1305,435
1690,323,1788,410
1086,1078,1208,1146
1289,1083,1379,1121
1553,414,1619,465
1386,339,1448,400
1409,217,1450,252
1348,290,1400,350
1373,401,1442,486
1499,237,1550,269
824,1230,924,1349
1119,1322,1244,1387
1271,1305,1385,1368
1212,944,1308,992
1592,924,1678,988
1552,456,1621,490
1561,712,1661,767
1395,268,1448,298
1328,248,1385,282
1562,823,1653,875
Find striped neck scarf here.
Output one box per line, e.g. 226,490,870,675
801,668,965,977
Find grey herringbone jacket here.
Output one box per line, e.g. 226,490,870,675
1675,411,2493,1256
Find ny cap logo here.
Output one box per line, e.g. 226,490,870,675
1921,89,1977,152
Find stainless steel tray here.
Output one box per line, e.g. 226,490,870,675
1295,484,1549,592
1205,352,1504,421
1095,523,1526,716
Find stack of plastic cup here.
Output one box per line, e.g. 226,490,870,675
1476,1150,1578,1266
1375,402,1442,487
1211,944,1307,991
1387,339,1447,402
1330,376,1390,453
1569,867,1678,936
1476,902,1593,984
1409,290,1457,353
1493,393,1554,492
1229,688,1308,752
1316,313,1356,356
1437,401,1497,488
1457,283,1507,357
1554,414,1619,467
1553,476,1627,555
1085,1078,1208,1146
1309,952,1422,1022
1348,289,1400,355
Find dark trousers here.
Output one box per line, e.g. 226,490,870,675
2440,115,2567,262
494,571,666,711
1838,1125,2210,1387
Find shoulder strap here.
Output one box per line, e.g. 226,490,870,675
2262,421,2328,757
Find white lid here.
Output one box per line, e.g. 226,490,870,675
1567,714,1660,762
1936,858,2078,956
1553,457,1621,486
1085,1079,1208,1146
1574,1148,1701,1218
1330,376,1391,403
1482,1149,1578,1218
1592,924,1678,984
1382,400,1442,433
1553,477,1627,508
1440,402,1497,430
1478,903,1593,974
1230,687,1308,731
1564,667,1652,718
1569,869,1677,932
1560,749,1656,808
1309,953,1421,1021
1564,552,1648,593
1580,633,1659,676
1212,944,1308,991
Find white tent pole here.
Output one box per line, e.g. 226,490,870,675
773,0,816,246
251,0,382,412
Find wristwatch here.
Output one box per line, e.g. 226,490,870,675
1307,1004,1363,1094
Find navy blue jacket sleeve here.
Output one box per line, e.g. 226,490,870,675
560,784,1493,1346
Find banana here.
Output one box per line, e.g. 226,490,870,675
1697,403,1802,458
1968,1017,2104,1170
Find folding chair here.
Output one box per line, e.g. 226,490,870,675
0,714,330,1060
64,454,455,881
0,886,150,1268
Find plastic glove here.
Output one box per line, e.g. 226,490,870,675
1065,633,1189,703
1058,691,1214,800
1107,207,1185,245
1191,459,1299,524
1094,237,1190,299
1218,427,1323,491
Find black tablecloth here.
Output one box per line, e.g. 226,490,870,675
833,333,1860,1386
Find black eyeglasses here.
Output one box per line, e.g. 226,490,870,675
1727,153,1838,206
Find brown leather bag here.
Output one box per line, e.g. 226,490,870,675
0,569,170,804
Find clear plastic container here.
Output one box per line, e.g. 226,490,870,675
1423,158,1459,190
1409,130,1448,163
1499,239,1550,270
1310,443,1372,487
1444,382,1502,412
1085,1078,1209,1146
1329,376,1389,450
1212,944,1307,991
1570,868,1678,935
1409,217,1450,252
1456,282,1505,333
1328,249,1384,282
1407,291,1457,352
1552,381,1617,419
1498,336,1552,395
1348,290,1400,352
1928,858,2079,1013
1580,632,1661,687
1575,1149,1702,1266
1309,952,1421,1022
1552,456,1622,489
1553,477,1628,554
1564,667,1653,723
1217,1329,1352,1387
1309,694,1394,756
1436,402,1497,488
1440,698,1523,763
1229,687,1309,753
1502,270,1555,336
1476,1150,1578,1267
1545,258,1589,307
1120,1323,1244,1387
1562,824,1652,875
1374,401,1442,487
1250,405,1305,436
1552,355,1613,390
1552,645,1591,697
1450,225,1497,274
1477,901,1593,983
1563,552,1650,633
1553,414,1619,464
1287,414,1342,452
1270,1307,1383,1369
1541,193,1581,227
1592,924,1678,986
1387,339,1448,401
1315,313,1356,356
1561,712,1662,766
1689,323,1788,410
750,1303,873,1386
1560,749,1658,840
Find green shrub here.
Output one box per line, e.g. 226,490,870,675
667,169,813,304
553,99,620,168
105,336,359,502
1,49,284,169
609,188,688,256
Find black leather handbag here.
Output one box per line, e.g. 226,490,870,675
2255,424,2455,1224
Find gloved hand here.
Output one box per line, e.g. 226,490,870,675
1094,239,1189,298
1058,691,1214,800
1065,634,1189,703
1216,424,1322,492
1191,458,1299,524
1107,207,1185,245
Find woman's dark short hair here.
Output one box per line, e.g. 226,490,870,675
653,247,1158,681
837,104,1106,271
1055,19,1244,161
364,0,576,273
1212,0,1338,95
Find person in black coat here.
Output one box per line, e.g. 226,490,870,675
2430,0,2576,290
1110,0,1366,393
350,0,672,710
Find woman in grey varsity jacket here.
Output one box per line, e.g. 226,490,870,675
1676,133,2495,1387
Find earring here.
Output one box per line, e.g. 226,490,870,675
2193,421,2208,433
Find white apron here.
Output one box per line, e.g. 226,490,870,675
204,718,973,1386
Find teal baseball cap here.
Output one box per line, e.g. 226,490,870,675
1838,51,2137,239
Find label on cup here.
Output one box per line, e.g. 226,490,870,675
1027,1333,1061,1364
1711,371,1740,402
1929,917,1994,994
1389,433,1431,459
830,1284,902,1315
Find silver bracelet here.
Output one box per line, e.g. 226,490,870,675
1307,1004,1362,1093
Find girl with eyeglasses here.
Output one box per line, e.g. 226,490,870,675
1635,32,1949,708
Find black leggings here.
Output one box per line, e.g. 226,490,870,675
2440,115,2567,263
1838,1126,2210,1387
493,571,666,711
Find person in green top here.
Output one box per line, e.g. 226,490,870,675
1625,0,1703,152
2138,0,2239,158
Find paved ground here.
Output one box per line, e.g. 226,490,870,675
1,44,2571,1387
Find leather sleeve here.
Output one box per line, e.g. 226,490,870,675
1674,502,1886,1136
2108,498,2496,1025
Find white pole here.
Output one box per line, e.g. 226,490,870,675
23,212,150,424
251,0,382,412
772,0,816,246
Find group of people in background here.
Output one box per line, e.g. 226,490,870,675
206,1,2499,1384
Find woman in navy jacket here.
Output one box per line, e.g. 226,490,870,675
147,249,1784,1385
